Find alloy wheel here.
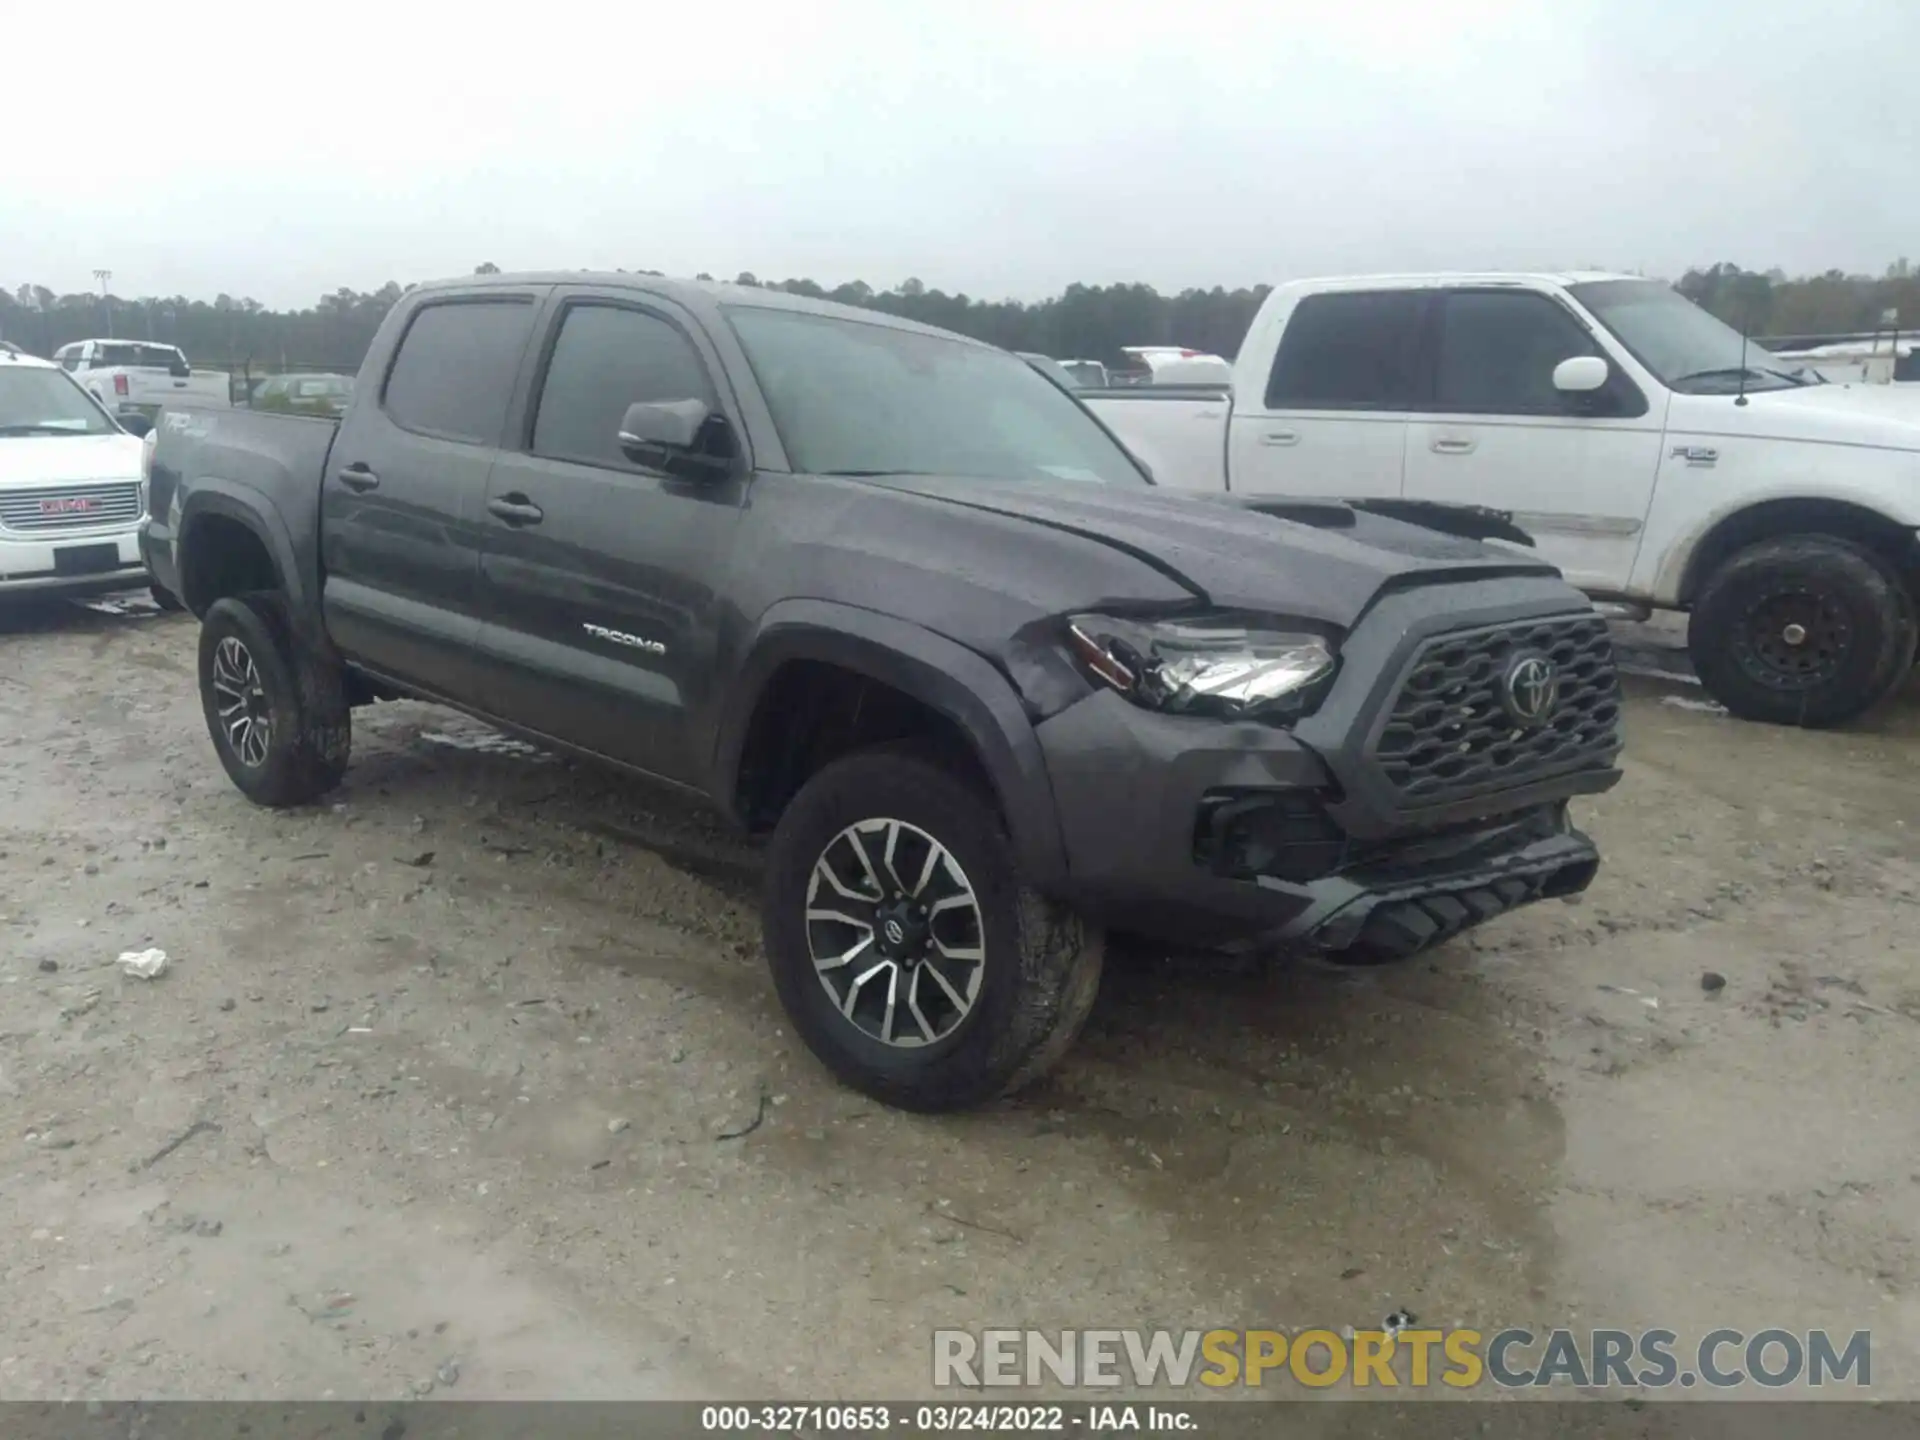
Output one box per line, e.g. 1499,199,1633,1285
210,636,272,768
804,817,985,1048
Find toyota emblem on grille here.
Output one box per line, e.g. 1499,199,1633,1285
41,497,99,515
1502,653,1559,727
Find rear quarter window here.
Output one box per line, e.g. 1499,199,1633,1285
382,299,536,444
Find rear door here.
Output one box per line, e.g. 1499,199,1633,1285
1401,288,1664,592
474,290,747,786
321,292,543,698
1224,289,1426,498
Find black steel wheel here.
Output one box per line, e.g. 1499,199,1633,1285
1690,536,1914,728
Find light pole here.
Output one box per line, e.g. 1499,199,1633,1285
92,269,113,337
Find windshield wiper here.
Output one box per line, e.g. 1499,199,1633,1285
1669,366,1799,393
816,468,937,477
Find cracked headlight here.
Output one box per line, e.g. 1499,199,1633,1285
1066,613,1336,720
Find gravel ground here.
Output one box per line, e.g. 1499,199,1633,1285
1,597,1917,1419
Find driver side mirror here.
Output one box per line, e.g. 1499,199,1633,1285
617,399,737,479
1552,355,1609,393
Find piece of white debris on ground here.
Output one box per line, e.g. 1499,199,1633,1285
1660,695,1729,716
117,948,170,979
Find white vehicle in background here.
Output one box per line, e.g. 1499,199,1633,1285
0,345,155,600
1085,272,1920,728
1763,335,1918,386
1058,357,1110,387
52,338,231,426
1111,345,1233,387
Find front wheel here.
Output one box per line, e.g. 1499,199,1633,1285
763,748,1103,1112
1688,536,1915,728
197,593,351,806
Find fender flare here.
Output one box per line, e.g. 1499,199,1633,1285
710,600,1068,888
177,482,324,648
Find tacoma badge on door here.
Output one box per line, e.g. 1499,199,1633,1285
582,622,666,656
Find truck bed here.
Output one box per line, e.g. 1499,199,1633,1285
145,406,340,613
1081,388,1229,491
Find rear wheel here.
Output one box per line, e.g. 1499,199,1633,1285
762,748,1103,1112
198,593,350,806
1688,536,1915,727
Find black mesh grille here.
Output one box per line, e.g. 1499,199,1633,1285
1373,613,1620,804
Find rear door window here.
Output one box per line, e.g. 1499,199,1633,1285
382,300,536,445
1264,290,1428,409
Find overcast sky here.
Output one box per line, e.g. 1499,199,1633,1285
6,0,1915,308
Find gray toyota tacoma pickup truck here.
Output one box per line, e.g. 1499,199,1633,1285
142,273,1623,1111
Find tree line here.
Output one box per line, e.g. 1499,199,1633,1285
4,260,1916,378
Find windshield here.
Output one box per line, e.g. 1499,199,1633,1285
0,366,118,436
1568,280,1811,393
727,307,1147,485
97,343,185,369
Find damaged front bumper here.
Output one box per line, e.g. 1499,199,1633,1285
1255,813,1598,961
1031,577,1621,961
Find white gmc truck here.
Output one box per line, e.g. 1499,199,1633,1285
1087,273,1920,727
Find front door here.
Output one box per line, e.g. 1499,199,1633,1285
320,293,541,698
1224,288,1427,499
1401,288,1666,593
475,293,746,787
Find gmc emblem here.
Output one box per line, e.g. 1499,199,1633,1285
40,497,98,515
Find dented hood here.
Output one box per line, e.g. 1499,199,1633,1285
865,474,1558,625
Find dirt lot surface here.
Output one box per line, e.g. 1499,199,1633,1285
2,599,1917,1423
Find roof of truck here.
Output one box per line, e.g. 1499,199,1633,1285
412,271,999,347
1279,270,1644,290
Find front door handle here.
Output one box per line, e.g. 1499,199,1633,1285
1431,436,1478,455
487,495,544,526
1262,429,1300,446
335,464,380,492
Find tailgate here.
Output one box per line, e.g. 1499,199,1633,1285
126,372,230,414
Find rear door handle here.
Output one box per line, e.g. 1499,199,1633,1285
487,495,545,526
1431,436,1478,455
335,464,380,492
1261,429,1300,446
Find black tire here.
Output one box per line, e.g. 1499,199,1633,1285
150,582,185,613
1688,537,1916,728
198,592,351,807
763,747,1103,1112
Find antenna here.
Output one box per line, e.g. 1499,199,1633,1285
1734,307,1751,407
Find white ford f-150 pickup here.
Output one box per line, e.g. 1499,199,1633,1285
53,339,232,426
1085,273,1920,727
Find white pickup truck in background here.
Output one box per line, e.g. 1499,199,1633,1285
53,339,231,427
1085,272,1920,728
